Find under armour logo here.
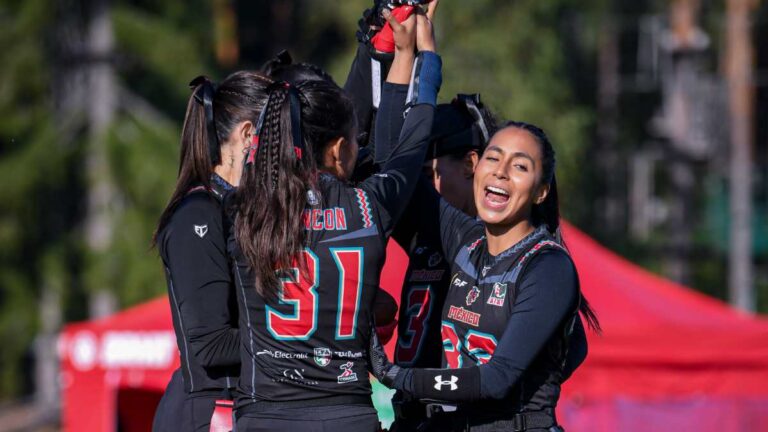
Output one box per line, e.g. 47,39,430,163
434,375,458,391
194,225,208,238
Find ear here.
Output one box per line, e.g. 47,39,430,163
534,182,550,205
462,150,479,178
237,120,255,147
323,136,346,173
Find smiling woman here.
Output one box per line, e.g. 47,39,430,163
372,120,599,432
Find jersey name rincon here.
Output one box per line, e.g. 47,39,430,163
303,208,348,231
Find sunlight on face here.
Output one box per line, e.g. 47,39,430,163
472,127,546,227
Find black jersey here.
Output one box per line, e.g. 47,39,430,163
158,174,240,393
383,196,583,415
229,103,435,407
391,177,451,369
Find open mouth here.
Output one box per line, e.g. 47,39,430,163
484,185,510,209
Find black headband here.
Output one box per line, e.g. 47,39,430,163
189,76,220,164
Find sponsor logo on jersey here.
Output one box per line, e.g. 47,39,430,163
314,347,331,367
447,306,481,327
276,368,319,386
465,286,480,306
409,268,445,282
334,350,363,359
434,375,458,391
194,225,208,238
452,274,469,288
487,283,507,307
337,361,358,384
256,349,309,360
302,208,348,231
428,252,443,268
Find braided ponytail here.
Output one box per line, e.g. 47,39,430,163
234,67,355,298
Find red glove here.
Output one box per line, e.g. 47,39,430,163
371,5,416,53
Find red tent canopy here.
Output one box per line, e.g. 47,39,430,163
59,224,768,431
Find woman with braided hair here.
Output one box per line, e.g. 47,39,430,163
227,9,441,432
151,70,271,432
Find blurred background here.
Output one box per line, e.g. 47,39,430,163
0,0,766,430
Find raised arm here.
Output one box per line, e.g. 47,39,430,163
162,196,240,368
361,9,442,238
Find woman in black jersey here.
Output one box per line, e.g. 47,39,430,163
151,71,271,432
228,10,440,432
372,119,600,431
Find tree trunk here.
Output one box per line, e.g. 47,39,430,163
85,0,118,318
725,0,756,312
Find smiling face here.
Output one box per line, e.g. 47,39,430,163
473,127,550,228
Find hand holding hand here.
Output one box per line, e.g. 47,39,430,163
382,7,416,54
416,0,438,52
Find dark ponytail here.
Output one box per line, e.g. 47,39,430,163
500,121,601,333
234,68,355,297
153,71,272,246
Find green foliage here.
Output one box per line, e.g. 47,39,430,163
0,0,764,403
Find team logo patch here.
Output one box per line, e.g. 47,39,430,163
434,375,458,391
465,286,480,306
307,189,320,206
337,361,358,384
447,305,481,327
314,347,331,367
194,225,208,238
428,252,443,268
487,283,507,307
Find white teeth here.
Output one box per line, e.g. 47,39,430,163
486,186,509,196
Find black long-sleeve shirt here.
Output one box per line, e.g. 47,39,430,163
229,61,439,407
158,175,240,393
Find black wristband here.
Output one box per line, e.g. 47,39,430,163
404,366,482,402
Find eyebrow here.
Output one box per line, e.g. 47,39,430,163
486,146,536,165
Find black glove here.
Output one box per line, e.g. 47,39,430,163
355,1,395,62
368,326,402,387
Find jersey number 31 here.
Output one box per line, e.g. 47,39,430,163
266,248,363,341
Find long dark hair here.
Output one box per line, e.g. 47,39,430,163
234,69,355,297
152,71,272,246
501,121,601,333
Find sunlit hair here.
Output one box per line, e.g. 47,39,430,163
233,66,355,297
494,121,601,333
153,71,272,246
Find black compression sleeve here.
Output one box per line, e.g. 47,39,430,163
392,251,578,401
563,316,587,380
163,196,240,368
374,83,408,167
344,43,375,138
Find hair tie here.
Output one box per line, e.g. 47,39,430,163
244,97,269,166
286,86,304,160
189,76,220,164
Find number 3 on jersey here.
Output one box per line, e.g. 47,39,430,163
266,248,363,340
395,286,432,365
